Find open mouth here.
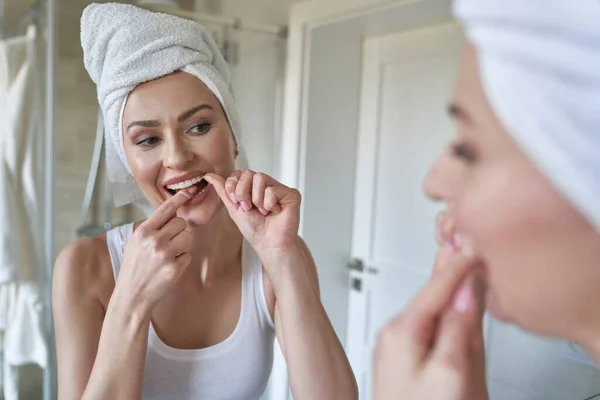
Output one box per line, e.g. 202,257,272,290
165,176,209,197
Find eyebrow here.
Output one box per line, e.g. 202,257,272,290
447,103,472,124
126,104,215,132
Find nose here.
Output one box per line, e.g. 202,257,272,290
423,150,456,203
163,134,194,170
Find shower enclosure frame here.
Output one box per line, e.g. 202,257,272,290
44,0,57,398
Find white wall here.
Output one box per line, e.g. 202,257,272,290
197,0,297,25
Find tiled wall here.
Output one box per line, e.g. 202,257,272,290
54,0,135,256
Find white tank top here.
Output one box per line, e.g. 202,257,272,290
106,223,276,400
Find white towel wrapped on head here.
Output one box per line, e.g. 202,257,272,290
81,2,243,207
454,0,600,231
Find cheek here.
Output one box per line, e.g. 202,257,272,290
199,128,237,174
453,160,600,333
127,150,164,205
454,162,561,319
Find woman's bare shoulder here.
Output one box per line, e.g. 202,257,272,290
53,234,115,308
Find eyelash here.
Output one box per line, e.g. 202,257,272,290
136,136,160,147
189,122,211,135
135,123,212,148
452,142,477,163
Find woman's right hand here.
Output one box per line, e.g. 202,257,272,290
112,187,197,315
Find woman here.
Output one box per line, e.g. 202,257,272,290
373,0,600,398
52,3,357,400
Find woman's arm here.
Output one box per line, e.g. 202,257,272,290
53,190,194,400
53,239,151,400
266,238,358,400
204,172,358,399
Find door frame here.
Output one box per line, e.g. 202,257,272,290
270,0,455,399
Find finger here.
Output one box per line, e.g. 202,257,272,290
407,253,475,322
246,171,282,187
225,171,242,204
373,313,415,374
252,173,268,214
236,170,255,212
203,173,238,216
160,217,187,240
372,322,406,399
254,173,292,214
467,267,487,352
263,187,283,214
263,185,300,214
400,252,477,361
435,210,455,247
169,230,193,257
442,214,456,248
145,188,197,230
435,212,445,246
431,276,481,375
468,270,490,399
432,245,453,275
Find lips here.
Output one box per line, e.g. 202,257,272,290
163,173,209,197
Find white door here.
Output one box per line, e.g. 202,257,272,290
345,23,466,398
344,21,600,400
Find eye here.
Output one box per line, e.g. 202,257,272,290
136,136,161,147
452,142,477,163
188,122,211,135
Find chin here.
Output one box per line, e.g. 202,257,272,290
487,294,510,322
487,291,556,337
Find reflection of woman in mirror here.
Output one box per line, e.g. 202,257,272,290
373,0,600,398
52,4,357,399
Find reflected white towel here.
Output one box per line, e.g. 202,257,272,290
454,0,600,231
1,283,47,400
0,25,48,400
81,3,245,207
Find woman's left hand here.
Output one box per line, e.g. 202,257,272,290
204,170,302,262
372,211,488,400
373,247,488,400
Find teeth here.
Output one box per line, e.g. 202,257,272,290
166,176,204,191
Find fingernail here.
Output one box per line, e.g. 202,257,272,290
452,282,474,312
259,207,268,216
230,193,238,204
182,186,198,198
241,201,252,212
454,233,476,260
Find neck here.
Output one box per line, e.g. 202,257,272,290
579,335,600,367
180,208,243,287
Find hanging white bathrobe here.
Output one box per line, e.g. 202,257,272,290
0,26,48,400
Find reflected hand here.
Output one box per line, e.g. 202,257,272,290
115,188,195,314
204,170,302,263
372,211,488,400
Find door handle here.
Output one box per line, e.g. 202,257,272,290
348,258,364,272
348,258,379,274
